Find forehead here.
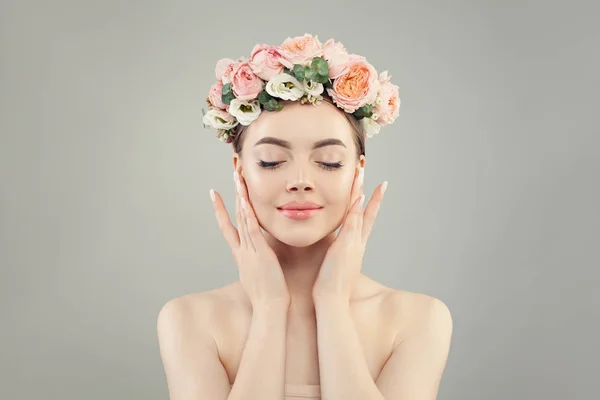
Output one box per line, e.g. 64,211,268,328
244,101,354,148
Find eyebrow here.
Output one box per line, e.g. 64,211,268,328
253,137,347,149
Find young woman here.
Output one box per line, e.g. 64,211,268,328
158,34,453,400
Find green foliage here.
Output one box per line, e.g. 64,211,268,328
352,104,374,120
221,83,235,105
258,90,283,111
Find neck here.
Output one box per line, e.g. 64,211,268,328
264,232,336,316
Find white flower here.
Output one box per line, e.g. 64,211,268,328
361,117,382,138
265,73,304,101
228,99,261,126
300,93,323,105
303,80,324,96
202,108,238,130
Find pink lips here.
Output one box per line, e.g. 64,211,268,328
277,201,323,220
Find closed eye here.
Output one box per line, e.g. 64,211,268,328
257,160,284,170
319,162,343,171
257,160,343,171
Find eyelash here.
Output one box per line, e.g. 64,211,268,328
257,161,343,171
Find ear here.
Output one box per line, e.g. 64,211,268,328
232,153,243,176
358,155,366,169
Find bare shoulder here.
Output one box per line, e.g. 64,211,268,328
383,287,453,345
156,284,238,342
156,286,243,398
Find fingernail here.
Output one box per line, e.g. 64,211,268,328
240,197,247,209
381,181,388,194
209,188,215,202
359,167,364,184
360,194,365,205
233,170,239,182
236,180,241,193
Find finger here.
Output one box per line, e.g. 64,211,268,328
362,181,387,243
240,197,256,252
353,167,365,202
210,189,240,249
338,192,365,242
235,171,254,251
243,195,270,252
346,167,364,218
237,174,260,251
234,173,248,249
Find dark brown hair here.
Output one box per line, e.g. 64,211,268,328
230,94,365,158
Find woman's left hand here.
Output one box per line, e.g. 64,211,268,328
312,167,388,302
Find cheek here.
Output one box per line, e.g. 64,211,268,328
322,170,355,205
245,172,279,206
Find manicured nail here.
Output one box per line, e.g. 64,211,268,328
359,167,364,184
240,196,247,209
233,170,239,182
236,180,241,193
381,181,388,194
209,189,215,202
360,194,365,205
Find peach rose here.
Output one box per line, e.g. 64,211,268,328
249,44,285,81
326,54,380,113
321,38,350,79
277,33,323,68
230,61,264,101
373,71,400,125
208,80,228,111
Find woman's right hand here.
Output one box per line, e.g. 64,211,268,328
210,171,290,309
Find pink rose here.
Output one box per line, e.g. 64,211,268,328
230,61,264,101
378,70,392,84
215,58,237,84
208,80,229,111
373,78,400,125
249,44,285,81
321,38,350,79
326,54,380,113
277,33,323,68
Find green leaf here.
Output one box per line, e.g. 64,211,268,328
305,66,317,81
314,73,330,84
292,64,305,81
312,57,329,76
263,99,283,111
353,104,374,120
263,99,276,111
201,108,208,128
258,91,273,104
221,83,235,105
222,91,235,105
221,83,232,95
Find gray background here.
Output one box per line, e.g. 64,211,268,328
1,0,598,399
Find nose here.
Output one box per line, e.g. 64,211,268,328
286,168,315,193
286,180,315,192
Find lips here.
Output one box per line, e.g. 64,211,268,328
277,201,323,220
277,201,323,211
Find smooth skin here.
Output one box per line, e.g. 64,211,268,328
157,100,453,400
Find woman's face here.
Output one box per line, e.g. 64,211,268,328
235,100,364,248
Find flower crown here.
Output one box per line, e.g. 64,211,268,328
202,33,400,144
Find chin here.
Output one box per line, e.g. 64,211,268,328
263,220,344,248
267,225,328,248
274,233,323,248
